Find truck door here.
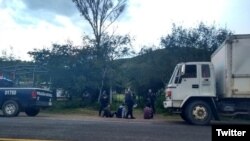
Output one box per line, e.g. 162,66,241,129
173,64,200,100
199,64,215,96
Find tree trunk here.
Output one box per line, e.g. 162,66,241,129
97,67,107,102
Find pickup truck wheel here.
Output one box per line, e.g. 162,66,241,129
185,101,212,125
2,100,20,117
25,108,40,117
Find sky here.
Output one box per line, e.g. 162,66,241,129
0,0,250,61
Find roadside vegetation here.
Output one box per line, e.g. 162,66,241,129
0,22,231,114
0,0,232,118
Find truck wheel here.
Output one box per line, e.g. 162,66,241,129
185,100,212,125
2,100,20,117
180,111,190,123
25,107,40,117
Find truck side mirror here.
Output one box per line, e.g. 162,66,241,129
181,64,185,75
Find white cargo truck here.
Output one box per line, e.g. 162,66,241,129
163,34,250,125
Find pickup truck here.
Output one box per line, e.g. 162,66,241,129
0,77,53,117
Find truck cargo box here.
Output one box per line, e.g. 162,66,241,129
211,34,250,98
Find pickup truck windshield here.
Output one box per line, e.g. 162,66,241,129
0,78,14,87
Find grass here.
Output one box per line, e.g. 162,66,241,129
42,100,250,122
218,114,250,124
42,106,180,121
43,107,98,116
40,98,179,120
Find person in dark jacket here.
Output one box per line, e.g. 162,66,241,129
147,89,156,114
125,88,135,119
99,91,109,116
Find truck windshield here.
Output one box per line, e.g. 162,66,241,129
168,64,181,84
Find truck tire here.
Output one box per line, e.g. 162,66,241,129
180,111,190,123
185,100,212,125
25,107,40,117
2,100,20,117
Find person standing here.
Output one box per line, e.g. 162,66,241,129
147,89,156,114
125,88,135,119
99,91,109,116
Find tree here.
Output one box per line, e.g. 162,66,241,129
72,0,128,101
28,43,93,98
161,22,232,61
81,33,133,102
72,0,127,58
1,46,17,61
28,34,132,102
119,23,232,107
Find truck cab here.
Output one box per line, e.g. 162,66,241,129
164,62,217,125
163,34,250,125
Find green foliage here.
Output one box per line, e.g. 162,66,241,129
161,22,232,61
28,33,132,102
114,22,232,105
3,22,232,110
72,0,127,48
155,89,167,113
112,94,125,103
54,100,82,109
28,43,97,98
72,0,129,102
